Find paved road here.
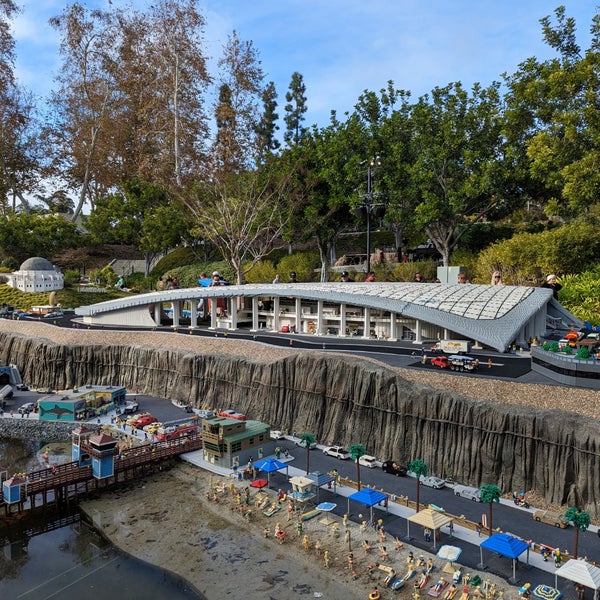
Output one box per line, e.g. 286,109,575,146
30,310,552,384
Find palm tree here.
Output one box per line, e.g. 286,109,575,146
408,459,428,512
480,484,502,536
564,506,591,559
298,433,316,475
349,443,367,491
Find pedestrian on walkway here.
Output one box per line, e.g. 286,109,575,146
477,522,482,536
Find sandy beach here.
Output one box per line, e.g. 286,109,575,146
79,460,513,600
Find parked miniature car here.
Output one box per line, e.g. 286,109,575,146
126,412,148,426
35,387,55,394
18,402,37,415
15,383,29,391
420,476,447,489
143,422,164,434
131,414,158,429
295,437,317,450
193,409,216,419
122,401,139,414
381,460,407,476
448,355,478,372
269,430,285,440
431,355,451,368
219,409,247,421
532,510,568,528
323,446,351,460
358,454,378,468
453,484,481,501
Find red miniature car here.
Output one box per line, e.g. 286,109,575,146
131,414,158,429
431,355,451,368
218,409,247,421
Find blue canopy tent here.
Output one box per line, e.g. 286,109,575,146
253,457,289,486
308,471,336,501
347,487,388,525
479,533,530,584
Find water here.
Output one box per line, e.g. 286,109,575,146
0,438,204,600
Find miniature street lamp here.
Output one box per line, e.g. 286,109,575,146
355,156,385,274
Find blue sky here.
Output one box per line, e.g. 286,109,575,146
11,1,598,128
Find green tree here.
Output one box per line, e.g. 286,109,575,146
284,71,307,146
349,443,367,491
408,81,507,266
408,459,428,513
503,7,600,217
0,212,82,263
564,506,590,559
212,31,265,172
255,81,280,162
479,484,502,536
298,433,316,475
188,170,290,285
85,179,183,275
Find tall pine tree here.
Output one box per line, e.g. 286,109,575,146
284,71,307,146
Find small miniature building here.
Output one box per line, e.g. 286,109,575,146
72,425,93,466
7,256,64,292
39,384,126,421
2,475,27,504
86,432,118,479
0,364,24,386
289,476,315,503
201,416,271,469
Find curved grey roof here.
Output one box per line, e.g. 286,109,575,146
19,256,55,271
75,282,576,353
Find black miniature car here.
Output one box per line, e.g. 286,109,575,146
381,460,407,476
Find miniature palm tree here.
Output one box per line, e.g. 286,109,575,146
564,506,591,559
480,484,502,536
349,443,367,491
408,459,428,512
299,433,316,474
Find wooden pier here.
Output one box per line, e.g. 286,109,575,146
1,434,203,516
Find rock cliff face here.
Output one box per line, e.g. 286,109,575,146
1,331,598,516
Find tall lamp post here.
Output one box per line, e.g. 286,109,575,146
355,156,385,274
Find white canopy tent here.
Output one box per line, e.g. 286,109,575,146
555,558,600,600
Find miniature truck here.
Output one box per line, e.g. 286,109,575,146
430,339,471,354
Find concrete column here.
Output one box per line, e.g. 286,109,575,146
172,301,181,328
414,319,423,343
209,297,217,330
153,302,162,326
389,312,398,341
294,298,302,334
363,307,371,339
189,301,198,328
251,297,259,332
317,300,324,335
273,297,280,332
339,303,347,337
230,296,238,330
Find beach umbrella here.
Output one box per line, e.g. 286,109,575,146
250,478,268,489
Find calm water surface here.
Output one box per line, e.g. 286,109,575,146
0,437,204,600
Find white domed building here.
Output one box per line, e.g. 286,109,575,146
7,257,64,292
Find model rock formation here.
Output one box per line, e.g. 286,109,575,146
1,330,597,516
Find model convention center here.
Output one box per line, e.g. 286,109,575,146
75,281,580,354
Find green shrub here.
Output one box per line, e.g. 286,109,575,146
63,269,80,285
576,346,591,360
477,220,600,285
244,260,277,284
276,251,320,283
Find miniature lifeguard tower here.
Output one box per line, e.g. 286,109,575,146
289,475,315,504
72,424,93,466
88,433,118,479
2,475,27,513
